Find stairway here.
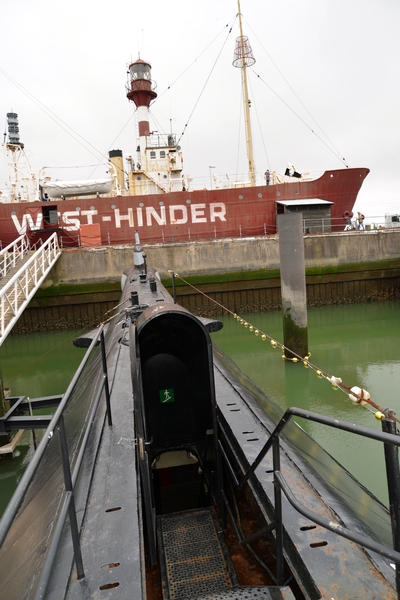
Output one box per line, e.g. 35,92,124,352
0,233,61,345
157,508,295,600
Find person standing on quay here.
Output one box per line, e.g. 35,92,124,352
357,212,365,230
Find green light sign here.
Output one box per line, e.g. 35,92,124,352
159,388,175,404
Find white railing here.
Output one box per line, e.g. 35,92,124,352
0,235,30,279
0,233,61,345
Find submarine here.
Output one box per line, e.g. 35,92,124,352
0,252,399,599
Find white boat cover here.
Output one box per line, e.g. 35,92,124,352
41,178,114,198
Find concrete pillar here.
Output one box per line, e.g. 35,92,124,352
277,213,308,359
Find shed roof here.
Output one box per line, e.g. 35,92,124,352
276,199,333,206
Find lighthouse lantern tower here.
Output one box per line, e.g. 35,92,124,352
125,57,185,195
126,59,157,138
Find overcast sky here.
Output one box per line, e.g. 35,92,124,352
1,0,399,219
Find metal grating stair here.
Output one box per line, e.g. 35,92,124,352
157,508,295,600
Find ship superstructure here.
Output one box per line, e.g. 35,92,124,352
123,58,186,195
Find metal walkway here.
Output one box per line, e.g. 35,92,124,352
157,508,294,600
0,233,61,345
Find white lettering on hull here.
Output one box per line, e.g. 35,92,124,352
210,203,226,222
191,204,207,223
62,210,98,231
12,203,227,234
11,213,43,234
146,206,166,226
113,203,226,229
115,208,134,228
169,205,187,225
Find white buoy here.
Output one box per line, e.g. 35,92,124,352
349,386,371,406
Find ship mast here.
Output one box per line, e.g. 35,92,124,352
2,113,38,202
233,0,256,186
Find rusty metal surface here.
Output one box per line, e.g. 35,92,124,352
158,509,234,599
158,508,295,600
193,586,295,599
213,351,397,599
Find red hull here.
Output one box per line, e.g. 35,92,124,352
0,167,369,248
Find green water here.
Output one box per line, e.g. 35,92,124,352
211,300,400,505
0,330,87,515
0,302,399,514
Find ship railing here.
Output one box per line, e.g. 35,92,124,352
145,132,177,148
0,234,30,279
0,322,114,600
218,406,400,597
0,232,61,344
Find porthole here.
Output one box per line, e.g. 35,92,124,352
76,207,81,211
238,195,243,200
159,201,164,206
258,193,262,198
111,204,116,209
139,202,144,207
276,191,281,197
186,199,191,204
90,205,95,210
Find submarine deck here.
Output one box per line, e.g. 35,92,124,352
58,339,395,599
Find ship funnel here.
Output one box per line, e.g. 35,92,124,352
6,113,22,146
109,149,125,192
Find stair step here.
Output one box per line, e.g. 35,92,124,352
157,508,295,600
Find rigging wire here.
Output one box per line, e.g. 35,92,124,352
169,271,399,424
242,16,349,168
248,73,270,171
124,19,238,155
249,66,349,168
235,88,243,178
0,67,106,164
176,21,237,146
155,17,237,104
0,66,133,181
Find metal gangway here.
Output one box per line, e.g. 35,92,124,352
0,233,61,345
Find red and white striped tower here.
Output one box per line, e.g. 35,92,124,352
126,59,157,138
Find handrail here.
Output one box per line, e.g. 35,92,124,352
0,325,112,600
0,234,30,279
0,324,105,544
0,232,61,343
275,470,400,563
0,233,59,295
219,406,400,595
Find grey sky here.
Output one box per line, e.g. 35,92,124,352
1,0,399,219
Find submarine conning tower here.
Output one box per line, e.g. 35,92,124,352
126,58,157,137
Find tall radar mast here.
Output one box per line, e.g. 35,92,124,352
233,0,256,186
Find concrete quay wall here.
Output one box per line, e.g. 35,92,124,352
45,229,400,285
12,230,400,333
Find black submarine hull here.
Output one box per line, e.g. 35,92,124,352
0,263,397,599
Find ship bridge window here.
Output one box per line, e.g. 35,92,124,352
160,150,166,158
42,206,58,225
150,151,156,159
